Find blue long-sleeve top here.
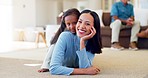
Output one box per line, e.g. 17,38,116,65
49,31,95,75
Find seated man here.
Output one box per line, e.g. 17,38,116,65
137,28,148,38
110,0,140,50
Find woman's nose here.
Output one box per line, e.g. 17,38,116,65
79,23,85,29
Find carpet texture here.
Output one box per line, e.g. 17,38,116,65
0,48,148,78
0,57,50,78
93,49,148,78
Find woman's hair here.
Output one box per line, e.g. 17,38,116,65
80,9,102,54
50,8,80,45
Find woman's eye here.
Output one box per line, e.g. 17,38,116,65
86,23,90,26
78,21,82,23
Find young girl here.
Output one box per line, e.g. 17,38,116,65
49,9,102,75
38,8,80,72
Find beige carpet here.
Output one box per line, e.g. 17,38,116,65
0,48,148,78
93,48,148,78
0,57,50,78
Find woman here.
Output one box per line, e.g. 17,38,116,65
38,8,80,72
49,9,102,75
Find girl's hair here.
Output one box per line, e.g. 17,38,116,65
50,8,80,45
80,9,102,54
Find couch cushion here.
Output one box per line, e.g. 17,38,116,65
102,12,111,26
101,26,131,37
101,26,111,36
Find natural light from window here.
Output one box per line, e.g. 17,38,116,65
0,0,13,52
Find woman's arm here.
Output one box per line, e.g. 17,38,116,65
71,66,100,75
80,27,96,50
76,26,96,68
76,48,94,68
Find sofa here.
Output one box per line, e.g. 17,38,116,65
101,12,148,49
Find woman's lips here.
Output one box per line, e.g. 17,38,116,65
78,29,85,34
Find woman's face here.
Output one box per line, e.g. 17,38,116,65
76,13,94,38
65,15,78,33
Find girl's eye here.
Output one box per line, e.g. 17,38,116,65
73,22,77,25
66,23,70,26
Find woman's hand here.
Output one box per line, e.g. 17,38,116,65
80,27,96,50
84,66,100,75
72,66,100,75
81,26,96,41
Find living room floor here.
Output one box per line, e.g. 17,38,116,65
0,41,148,78
0,41,48,60
0,41,147,61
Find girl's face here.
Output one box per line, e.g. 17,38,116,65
65,15,78,33
76,13,94,38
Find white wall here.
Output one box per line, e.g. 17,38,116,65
13,0,36,28
48,0,60,24
12,0,103,28
77,1,88,11
139,0,148,9
0,0,13,49
13,0,60,27
36,0,59,26
63,0,77,11
36,0,50,26
88,0,102,10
